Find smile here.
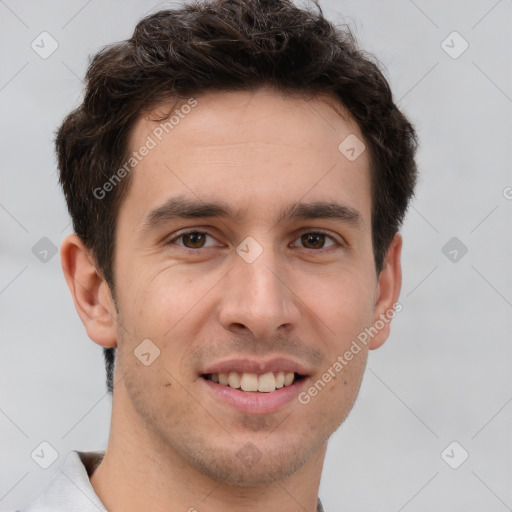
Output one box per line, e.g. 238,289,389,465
202,371,304,393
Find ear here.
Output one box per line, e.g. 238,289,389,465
369,233,402,350
60,234,118,348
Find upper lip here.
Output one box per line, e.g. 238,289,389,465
201,357,310,376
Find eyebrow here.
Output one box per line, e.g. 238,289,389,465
141,196,363,234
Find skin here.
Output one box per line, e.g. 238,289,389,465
61,87,402,512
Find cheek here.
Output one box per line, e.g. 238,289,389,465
299,344,368,412
119,264,211,336
300,273,374,409
310,272,376,340
116,267,221,380
301,345,368,426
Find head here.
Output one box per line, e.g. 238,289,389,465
57,0,416,487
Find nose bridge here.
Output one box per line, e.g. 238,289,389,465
219,236,299,337
244,251,282,303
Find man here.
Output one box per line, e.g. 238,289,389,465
17,0,417,510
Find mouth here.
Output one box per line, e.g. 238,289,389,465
202,371,306,393
199,359,310,414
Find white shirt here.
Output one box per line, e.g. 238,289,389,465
15,451,107,512
15,450,325,511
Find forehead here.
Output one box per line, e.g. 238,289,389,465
120,88,371,228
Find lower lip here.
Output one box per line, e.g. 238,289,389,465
201,377,308,414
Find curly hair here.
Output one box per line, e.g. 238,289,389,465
56,0,418,393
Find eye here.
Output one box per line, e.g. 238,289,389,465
167,229,343,252
169,230,219,250
292,231,341,251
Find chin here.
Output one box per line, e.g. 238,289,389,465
193,446,312,487
177,424,332,488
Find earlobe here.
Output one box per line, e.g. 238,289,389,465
60,234,118,348
369,233,403,350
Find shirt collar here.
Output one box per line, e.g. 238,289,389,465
19,451,106,512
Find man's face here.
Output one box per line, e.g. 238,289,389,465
111,88,381,485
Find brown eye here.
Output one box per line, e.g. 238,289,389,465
170,231,217,250
295,232,338,250
181,232,206,249
301,233,325,249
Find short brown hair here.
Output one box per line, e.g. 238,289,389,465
56,0,418,393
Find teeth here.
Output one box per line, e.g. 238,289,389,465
257,372,275,392
208,371,298,392
240,373,258,392
228,372,241,389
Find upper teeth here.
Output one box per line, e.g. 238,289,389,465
210,371,296,392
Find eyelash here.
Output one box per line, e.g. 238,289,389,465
167,229,344,253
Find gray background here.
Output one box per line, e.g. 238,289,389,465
1,0,511,510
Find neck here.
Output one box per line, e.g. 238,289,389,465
90,387,325,512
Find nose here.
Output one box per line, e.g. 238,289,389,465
218,244,301,340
